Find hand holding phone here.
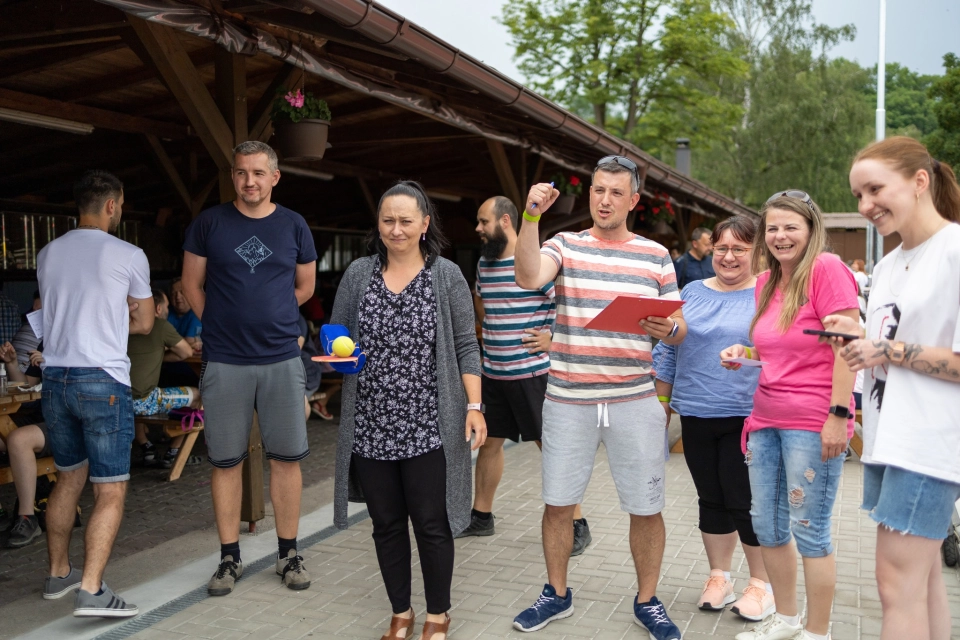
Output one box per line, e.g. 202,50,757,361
803,329,860,341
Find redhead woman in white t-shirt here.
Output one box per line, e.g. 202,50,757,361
824,136,960,640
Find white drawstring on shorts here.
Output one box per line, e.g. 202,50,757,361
596,402,610,428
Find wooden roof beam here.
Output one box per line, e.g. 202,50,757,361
0,87,188,139
249,64,301,143
0,41,126,81
128,17,234,170
486,140,523,212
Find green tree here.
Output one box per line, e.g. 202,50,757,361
499,0,747,152
874,63,939,139
925,53,960,168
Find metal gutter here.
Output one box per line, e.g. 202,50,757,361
302,0,754,217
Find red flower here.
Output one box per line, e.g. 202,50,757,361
569,176,581,186
653,207,660,214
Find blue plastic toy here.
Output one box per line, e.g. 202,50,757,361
319,324,366,374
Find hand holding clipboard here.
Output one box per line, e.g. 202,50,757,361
585,296,685,337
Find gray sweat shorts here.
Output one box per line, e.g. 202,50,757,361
541,397,668,516
200,357,309,468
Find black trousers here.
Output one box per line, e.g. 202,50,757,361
352,447,454,614
680,415,759,546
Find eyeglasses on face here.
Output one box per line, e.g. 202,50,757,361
713,246,751,257
766,190,814,208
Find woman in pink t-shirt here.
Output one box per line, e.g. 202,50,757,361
720,192,859,640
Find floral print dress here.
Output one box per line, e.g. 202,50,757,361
353,261,442,460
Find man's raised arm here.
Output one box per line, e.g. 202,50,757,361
515,183,562,290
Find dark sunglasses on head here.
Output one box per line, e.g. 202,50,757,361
596,155,640,181
766,190,814,208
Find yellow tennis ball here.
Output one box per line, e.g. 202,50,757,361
332,336,356,357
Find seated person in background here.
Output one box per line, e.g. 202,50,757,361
129,288,199,468
10,291,41,373
167,278,202,349
297,314,326,420
0,341,48,547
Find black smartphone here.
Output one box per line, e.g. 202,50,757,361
802,329,860,341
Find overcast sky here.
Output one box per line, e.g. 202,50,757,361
380,0,958,79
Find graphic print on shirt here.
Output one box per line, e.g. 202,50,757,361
235,236,272,273
869,302,900,411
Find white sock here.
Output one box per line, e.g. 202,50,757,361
723,571,731,582
803,631,829,640
777,612,801,626
765,582,773,594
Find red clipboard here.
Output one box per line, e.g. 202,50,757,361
584,296,685,335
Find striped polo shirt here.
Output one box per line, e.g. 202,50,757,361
541,230,679,404
475,257,556,380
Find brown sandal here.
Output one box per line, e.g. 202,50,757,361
418,613,450,640
381,610,415,640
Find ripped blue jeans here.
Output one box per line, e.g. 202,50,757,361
746,427,846,557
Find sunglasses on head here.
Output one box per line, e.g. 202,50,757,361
766,190,814,208
596,155,640,181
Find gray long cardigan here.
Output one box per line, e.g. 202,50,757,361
329,256,481,534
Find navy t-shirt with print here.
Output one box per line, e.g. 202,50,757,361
183,202,318,365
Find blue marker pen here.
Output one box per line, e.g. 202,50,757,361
531,182,555,209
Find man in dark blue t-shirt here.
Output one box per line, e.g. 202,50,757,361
182,141,317,597
674,226,715,289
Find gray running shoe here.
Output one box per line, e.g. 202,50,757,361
6,515,41,548
276,549,311,590
74,583,139,618
43,564,83,600
571,518,592,557
208,555,243,596
454,513,495,538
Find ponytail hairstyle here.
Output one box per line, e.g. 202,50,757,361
853,136,960,223
750,194,828,335
366,180,450,270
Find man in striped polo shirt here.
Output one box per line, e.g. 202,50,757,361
511,158,687,640
458,197,591,554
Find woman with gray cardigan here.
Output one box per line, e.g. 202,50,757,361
330,181,486,640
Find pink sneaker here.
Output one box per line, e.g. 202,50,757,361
731,577,776,621
698,569,735,610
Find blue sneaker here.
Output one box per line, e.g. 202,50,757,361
513,583,574,632
633,595,681,640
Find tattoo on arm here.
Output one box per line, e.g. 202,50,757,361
901,343,925,364
900,343,960,380
868,340,892,362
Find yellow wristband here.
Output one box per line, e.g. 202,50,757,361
522,210,541,223
657,395,671,403
744,346,753,360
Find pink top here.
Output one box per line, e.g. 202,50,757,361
742,253,859,452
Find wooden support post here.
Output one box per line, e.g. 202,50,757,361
486,140,523,213
240,413,265,531
128,17,234,170
357,177,378,216
249,64,300,143
215,49,247,203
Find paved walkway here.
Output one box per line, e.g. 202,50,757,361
106,443,959,640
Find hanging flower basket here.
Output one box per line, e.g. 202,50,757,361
270,87,332,161
552,194,577,214
550,173,583,215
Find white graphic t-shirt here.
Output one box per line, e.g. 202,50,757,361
861,223,960,484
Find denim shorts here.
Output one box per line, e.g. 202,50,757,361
746,427,846,557
41,367,135,483
862,463,960,540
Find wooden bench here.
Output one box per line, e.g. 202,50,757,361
850,410,864,458
136,413,205,481
0,391,55,486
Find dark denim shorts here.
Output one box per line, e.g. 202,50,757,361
41,367,135,483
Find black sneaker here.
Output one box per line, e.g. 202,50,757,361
5,515,40,548
571,518,592,556
140,443,157,466
161,448,179,469
454,513,495,538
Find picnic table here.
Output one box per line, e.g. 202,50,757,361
0,389,55,484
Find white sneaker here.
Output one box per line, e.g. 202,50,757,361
735,614,803,640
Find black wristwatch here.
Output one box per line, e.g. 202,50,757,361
828,405,850,419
